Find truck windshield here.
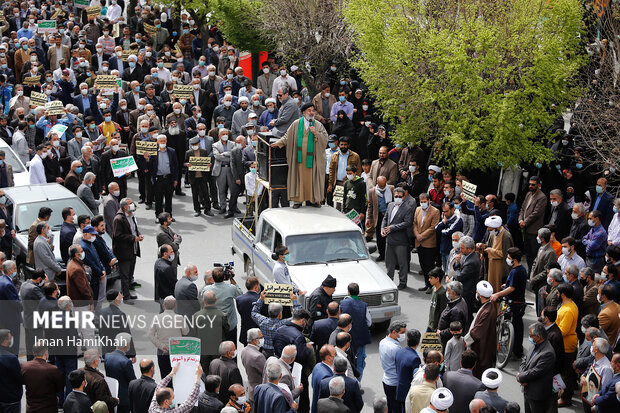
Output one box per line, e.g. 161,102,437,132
286,231,368,265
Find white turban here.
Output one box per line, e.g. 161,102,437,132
482,368,503,389
431,387,453,410
428,165,441,173
476,280,493,298
265,98,276,105
239,96,249,103
290,65,298,72
484,215,502,229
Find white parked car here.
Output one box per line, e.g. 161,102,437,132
0,139,30,186
232,206,401,327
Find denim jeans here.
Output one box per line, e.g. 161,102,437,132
355,345,367,381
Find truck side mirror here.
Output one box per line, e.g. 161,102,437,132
271,253,278,260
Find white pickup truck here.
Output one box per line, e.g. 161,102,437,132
231,206,401,327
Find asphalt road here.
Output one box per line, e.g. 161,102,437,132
21,178,583,412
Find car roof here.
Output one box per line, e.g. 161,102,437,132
261,206,361,235
3,183,78,203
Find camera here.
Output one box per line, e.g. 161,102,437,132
213,261,235,280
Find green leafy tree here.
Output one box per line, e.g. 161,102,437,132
344,0,585,171
210,0,273,53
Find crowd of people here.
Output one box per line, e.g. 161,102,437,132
0,2,618,413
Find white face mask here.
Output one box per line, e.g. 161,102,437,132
571,212,579,220
409,165,416,172
112,145,120,152
346,173,354,181
159,143,166,149
191,145,200,151
562,247,570,256
220,135,228,141
550,201,558,207
263,68,270,74
257,338,265,347
398,333,406,343
198,130,206,137
506,258,513,266
394,197,403,205
420,202,428,210
224,101,232,107
112,190,120,197
208,71,216,77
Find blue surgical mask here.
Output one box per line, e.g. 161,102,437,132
428,175,433,182
563,275,568,283
575,163,583,169
535,162,542,169
328,142,336,149
596,185,603,194
251,141,257,148
0,196,5,204
0,160,3,166
75,167,83,174
454,204,461,210
217,124,224,129
585,340,593,347
105,116,112,122
339,80,345,85
529,337,535,345
338,96,345,102
283,253,290,262
614,206,618,214
129,62,135,68
183,29,189,35
9,271,16,279
169,399,176,408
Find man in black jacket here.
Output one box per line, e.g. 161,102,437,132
98,290,136,358
437,281,469,347
112,198,143,302
154,244,177,306
308,275,337,326
63,370,92,413
0,329,22,413
547,189,573,240
235,276,260,347
128,359,158,413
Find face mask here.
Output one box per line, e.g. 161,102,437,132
79,251,85,260
221,135,229,142
237,396,247,405
224,101,232,107
168,253,175,262
147,110,155,116
268,107,275,113
339,96,345,102
562,275,569,283
40,151,48,159
562,247,570,256
529,337,535,345
550,200,559,207
46,229,52,237
17,90,23,97
597,294,602,303
421,202,429,210
112,145,120,152
575,163,583,169
443,190,451,198
398,333,406,343
571,212,579,220
452,241,460,249
168,400,176,409
105,116,112,122
428,175,433,182
157,62,164,68
173,108,181,114
588,219,595,227
283,253,290,262
445,291,453,301
159,144,166,149
394,197,403,205
346,173,355,181
75,166,83,174
596,185,603,194
80,87,89,95
227,73,234,80
537,236,542,244
280,70,287,76
547,278,552,285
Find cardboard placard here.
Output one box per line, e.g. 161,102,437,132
135,140,158,156
121,49,131,61
96,75,118,94
188,156,211,172
419,332,443,351
461,181,477,203
74,0,90,8
23,76,41,86
173,84,193,99
110,156,138,177
264,283,293,306
37,20,57,34
345,209,361,224
169,337,202,406
86,6,101,18
49,124,67,139
30,91,47,108
333,185,344,204
143,23,157,37
50,9,64,20
45,100,65,116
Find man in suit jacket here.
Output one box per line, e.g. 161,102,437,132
212,129,237,215
63,370,92,413
547,189,573,240
414,193,441,291
185,135,215,216
102,183,120,236
591,177,615,230
209,341,244,404
262,345,304,398
310,302,340,356
100,140,129,198
529,228,558,314
153,244,177,304
241,328,267,402
174,265,200,318
381,187,415,289
47,37,71,71
317,375,350,413
145,135,179,218
365,178,394,255
155,212,182,269
271,88,299,138
64,161,82,194
91,51,111,73
395,330,421,411
128,359,158,413
593,353,620,413
98,290,136,358
77,172,101,216
104,335,137,413
368,146,399,186
451,236,481,319
517,322,556,413
229,136,245,218
112,199,143,301
319,358,363,413
328,137,362,191
443,350,484,413
235,277,260,347
311,345,336,413
33,222,62,280
74,85,103,122
21,343,64,413
598,285,620,346
19,272,45,360
518,176,548,270
254,362,297,413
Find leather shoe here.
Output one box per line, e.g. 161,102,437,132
193,211,201,217
292,203,301,209
310,202,321,208
224,212,235,219
123,300,135,305
397,284,407,290
145,204,152,210
234,208,242,214
175,191,186,196
138,199,145,204
375,256,384,262
204,210,214,216
425,287,433,294
213,204,221,210
124,294,137,300
219,209,227,214
557,400,572,408
131,282,141,288
417,286,429,291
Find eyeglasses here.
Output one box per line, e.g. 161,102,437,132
394,196,403,199
276,94,283,97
